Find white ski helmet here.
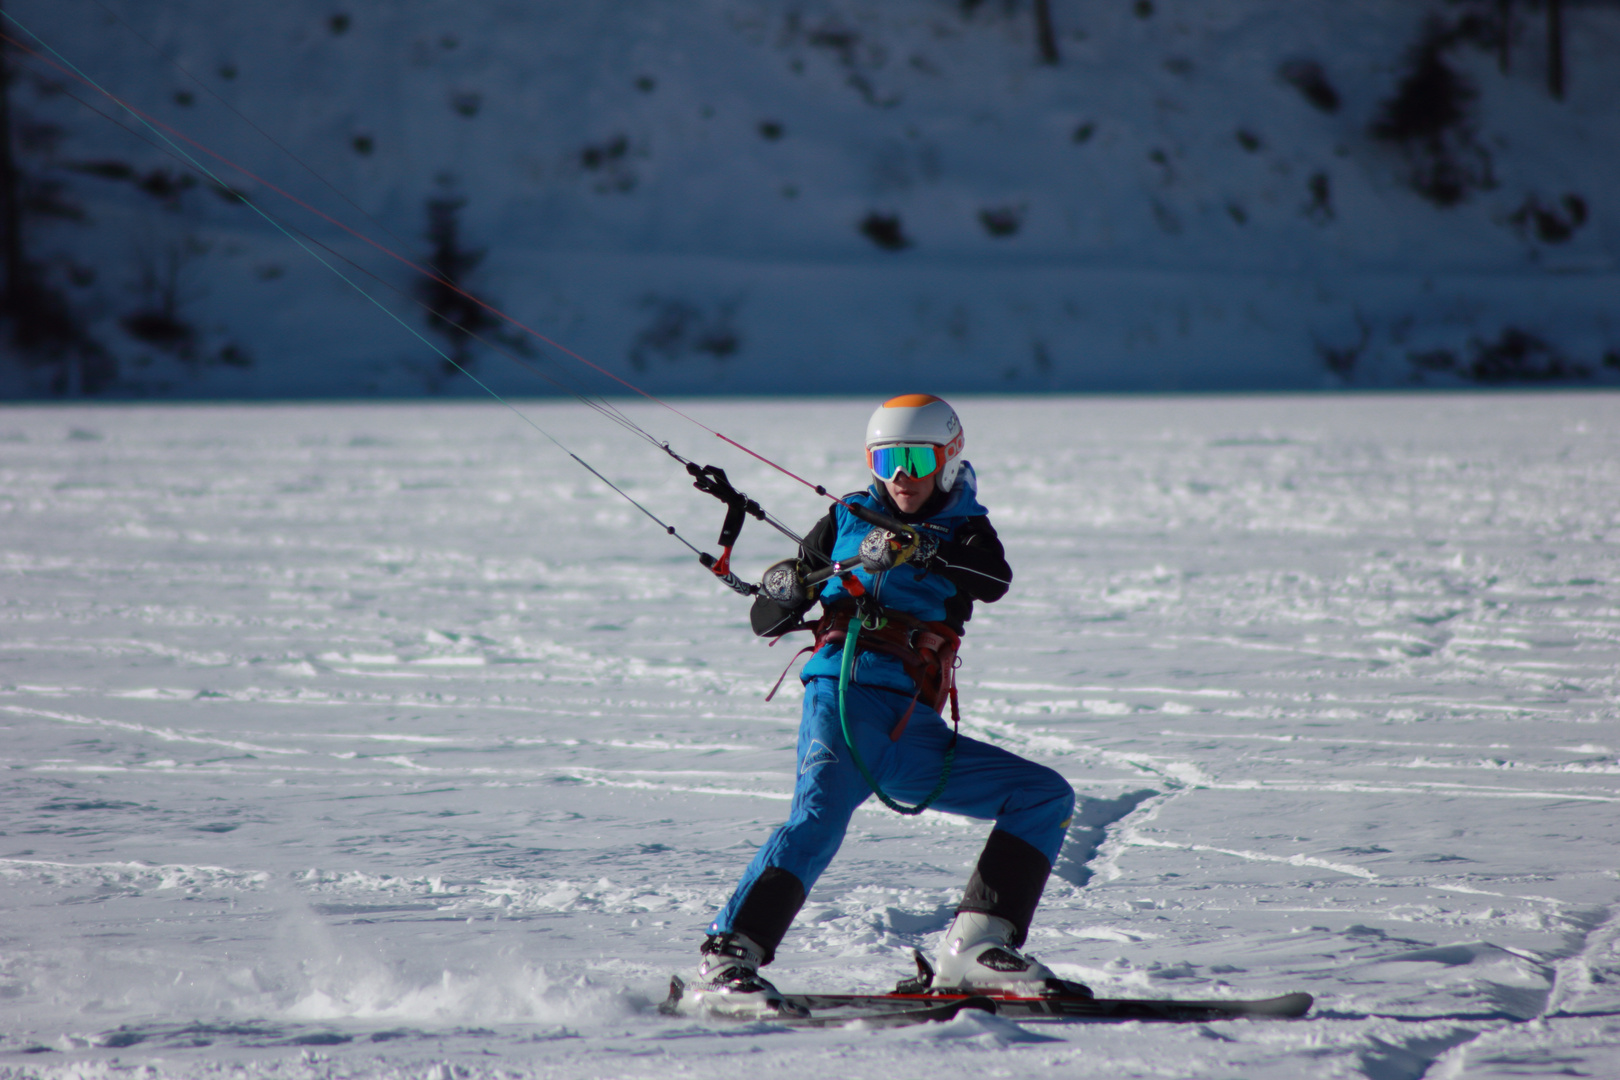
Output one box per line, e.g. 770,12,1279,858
864,394,966,492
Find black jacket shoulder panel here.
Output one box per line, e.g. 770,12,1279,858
800,505,841,563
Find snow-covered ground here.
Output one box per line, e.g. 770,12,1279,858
3,394,1619,1078
4,1,1619,395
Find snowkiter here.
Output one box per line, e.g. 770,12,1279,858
689,394,1082,1014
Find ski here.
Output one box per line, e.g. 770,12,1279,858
659,976,1312,1028
788,988,1314,1023
658,976,998,1028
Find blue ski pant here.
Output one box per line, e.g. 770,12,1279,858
710,677,1075,938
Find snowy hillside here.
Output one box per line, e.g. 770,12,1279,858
1,0,1619,396
3,394,1619,1078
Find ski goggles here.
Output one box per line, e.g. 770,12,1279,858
867,442,942,482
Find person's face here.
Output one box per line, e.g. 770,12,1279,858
884,469,936,514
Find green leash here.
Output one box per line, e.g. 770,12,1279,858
837,618,956,816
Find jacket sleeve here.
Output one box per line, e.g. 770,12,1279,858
749,507,839,637
931,515,1012,603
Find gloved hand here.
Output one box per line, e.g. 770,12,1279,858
858,527,938,573
758,558,813,605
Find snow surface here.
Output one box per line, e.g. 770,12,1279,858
3,393,1620,1078
4,1,1619,396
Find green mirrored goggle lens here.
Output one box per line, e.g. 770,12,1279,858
868,443,940,481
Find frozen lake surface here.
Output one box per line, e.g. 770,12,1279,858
2,394,1618,1079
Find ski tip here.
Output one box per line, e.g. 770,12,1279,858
1255,991,1314,1017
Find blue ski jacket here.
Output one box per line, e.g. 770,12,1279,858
797,463,1009,693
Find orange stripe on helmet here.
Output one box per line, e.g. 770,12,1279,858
882,393,943,408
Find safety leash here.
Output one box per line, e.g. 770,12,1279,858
836,619,957,816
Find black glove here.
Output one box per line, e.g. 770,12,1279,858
857,527,938,573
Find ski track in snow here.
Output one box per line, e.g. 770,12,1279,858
1,395,1619,1079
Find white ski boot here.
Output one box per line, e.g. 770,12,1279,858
929,911,1091,997
684,933,804,1017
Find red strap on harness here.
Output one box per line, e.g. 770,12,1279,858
764,644,817,702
